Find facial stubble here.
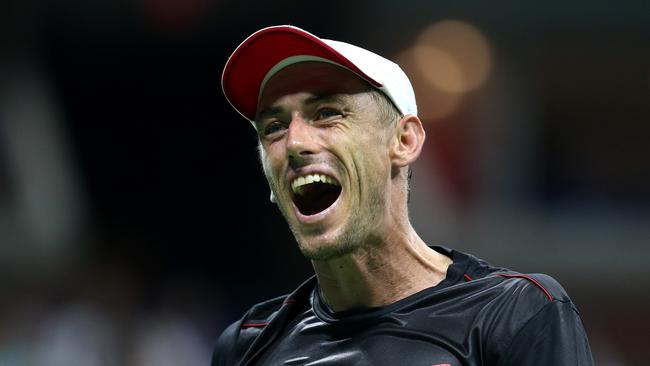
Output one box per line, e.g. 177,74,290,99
261,152,388,262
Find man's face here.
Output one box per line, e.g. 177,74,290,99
255,62,396,261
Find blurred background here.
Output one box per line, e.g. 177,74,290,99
1,0,648,364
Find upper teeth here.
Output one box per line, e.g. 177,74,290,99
291,174,339,194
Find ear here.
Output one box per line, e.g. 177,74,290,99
270,190,277,203
390,114,426,168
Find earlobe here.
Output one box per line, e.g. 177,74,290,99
390,114,426,168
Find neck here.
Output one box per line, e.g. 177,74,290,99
311,221,453,312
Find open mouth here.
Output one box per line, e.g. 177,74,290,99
291,173,342,216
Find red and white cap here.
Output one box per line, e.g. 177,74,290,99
221,25,417,121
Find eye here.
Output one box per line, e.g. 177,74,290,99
263,121,286,136
316,108,342,121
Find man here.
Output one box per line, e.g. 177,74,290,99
213,25,593,365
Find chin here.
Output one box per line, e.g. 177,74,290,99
296,232,361,261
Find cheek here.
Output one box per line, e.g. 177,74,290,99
360,143,392,185
258,149,275,180
331,129,388,167
260,145,286,185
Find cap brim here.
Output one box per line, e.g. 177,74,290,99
221,25,379,121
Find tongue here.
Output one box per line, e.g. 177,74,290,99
294,183,341,216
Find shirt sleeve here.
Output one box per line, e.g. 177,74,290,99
497,299,594,366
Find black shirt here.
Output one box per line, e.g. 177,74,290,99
212,246,593,365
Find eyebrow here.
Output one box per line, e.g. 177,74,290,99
255,105,284,122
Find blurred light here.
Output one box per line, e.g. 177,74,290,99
413,46,465,94
414,20,493,94
396,49,462,121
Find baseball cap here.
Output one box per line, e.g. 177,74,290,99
221,25,417,121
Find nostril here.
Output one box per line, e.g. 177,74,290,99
288,150,314,164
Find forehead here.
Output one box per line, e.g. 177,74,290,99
257,62,373,114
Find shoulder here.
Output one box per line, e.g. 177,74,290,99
211,295,288,366
483,272,576,334
452,250,583,357
468,271,588,363
456,247,571,305
490,274,594,364
491,272,571,303
210,276,318,366
467,269,574,329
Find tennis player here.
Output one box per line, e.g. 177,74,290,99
213,25,594,366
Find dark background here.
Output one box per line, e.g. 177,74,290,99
1,0,648,364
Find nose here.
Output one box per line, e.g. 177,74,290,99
286,114,318,163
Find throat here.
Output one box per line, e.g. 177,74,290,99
312,241,453,312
